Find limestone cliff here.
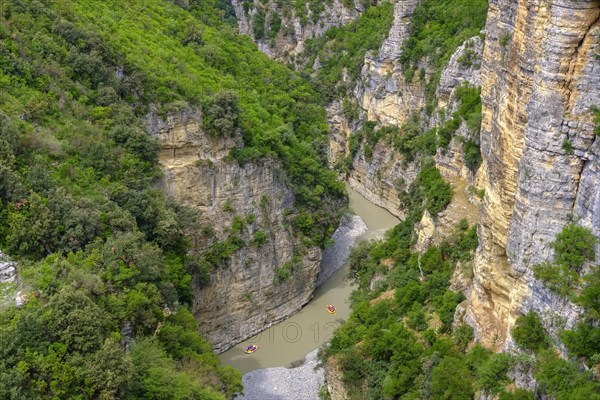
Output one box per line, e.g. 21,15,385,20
231,0,362,62
353,0,421,128
466,0,600,349
148,110,324,353
232,0,485,218
343,0,484,216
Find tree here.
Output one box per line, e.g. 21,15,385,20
430,357,474,400
207,90,239,137
512,311,550,353
44,287,107,354
552,224,596,272
476,353,514,395
85,339,134,399
534,224,597,295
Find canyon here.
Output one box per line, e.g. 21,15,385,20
231,0,600,355
200,3,598,398
0,0,598,398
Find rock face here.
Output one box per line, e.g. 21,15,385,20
354,0,421,127
325,355,349,400
231,0,362,61
466,0,600,349
233,0,484,218
0,251,17,285
149,110,324,353
344,1,483,216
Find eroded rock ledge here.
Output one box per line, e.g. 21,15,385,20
149,110,325,353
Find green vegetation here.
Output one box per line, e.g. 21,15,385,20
0,0,353,397
393,118,438,164
562,139,574,154
519,224,600,394
339,85,482,174
593,105,600,135
535,349,600,399
296,0,485,175
560,264,600,367
301,3,395,102
325,214,539,399
512,311,551,353
437,84,482,170
329,190,600,399
328,139,599,399
274,256,302,283
324,160,476,398
252,230,267,248
499,32,512,48
400,0,488,113
399,160,453,219
64,0,346,248
534,223,596,296
244,0,378,32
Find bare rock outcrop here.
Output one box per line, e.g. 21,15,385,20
466,0,600,349
231,0,363,62
149,110,325,353
0,251,16,285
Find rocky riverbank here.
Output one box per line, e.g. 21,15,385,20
237,349,324,400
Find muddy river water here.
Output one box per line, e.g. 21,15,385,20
219,188,400,374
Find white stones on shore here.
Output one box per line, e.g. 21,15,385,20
237,349,325,400
317,215,368,286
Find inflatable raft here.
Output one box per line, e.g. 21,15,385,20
244,345,258,354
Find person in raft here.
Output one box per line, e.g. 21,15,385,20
327,304,336,314
244,345,258,354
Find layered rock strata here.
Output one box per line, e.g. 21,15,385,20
149,110,324,352
467,0,600,349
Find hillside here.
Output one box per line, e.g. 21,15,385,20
1,0,600,399
0,0,344,398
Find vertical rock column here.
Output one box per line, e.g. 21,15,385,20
468,0,600,348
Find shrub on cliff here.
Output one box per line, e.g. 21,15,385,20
512,311,551,353
592,105,600,135
534,223,596,296
206,90,240,137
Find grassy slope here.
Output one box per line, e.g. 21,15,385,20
0,0,346,398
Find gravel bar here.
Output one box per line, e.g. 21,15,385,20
237,349,324,400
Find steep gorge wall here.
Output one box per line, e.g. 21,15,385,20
148,110,323,352
467,0,600,349
233,0,484,219
231,0,363,61
346,2,483,217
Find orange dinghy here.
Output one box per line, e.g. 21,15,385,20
244,344,258,354
327,304,336,314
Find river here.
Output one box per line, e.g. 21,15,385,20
219,187,400,374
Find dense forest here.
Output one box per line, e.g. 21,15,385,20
313,0,600,399
1,0,599,399
325,199,600,399
0,0,344,398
